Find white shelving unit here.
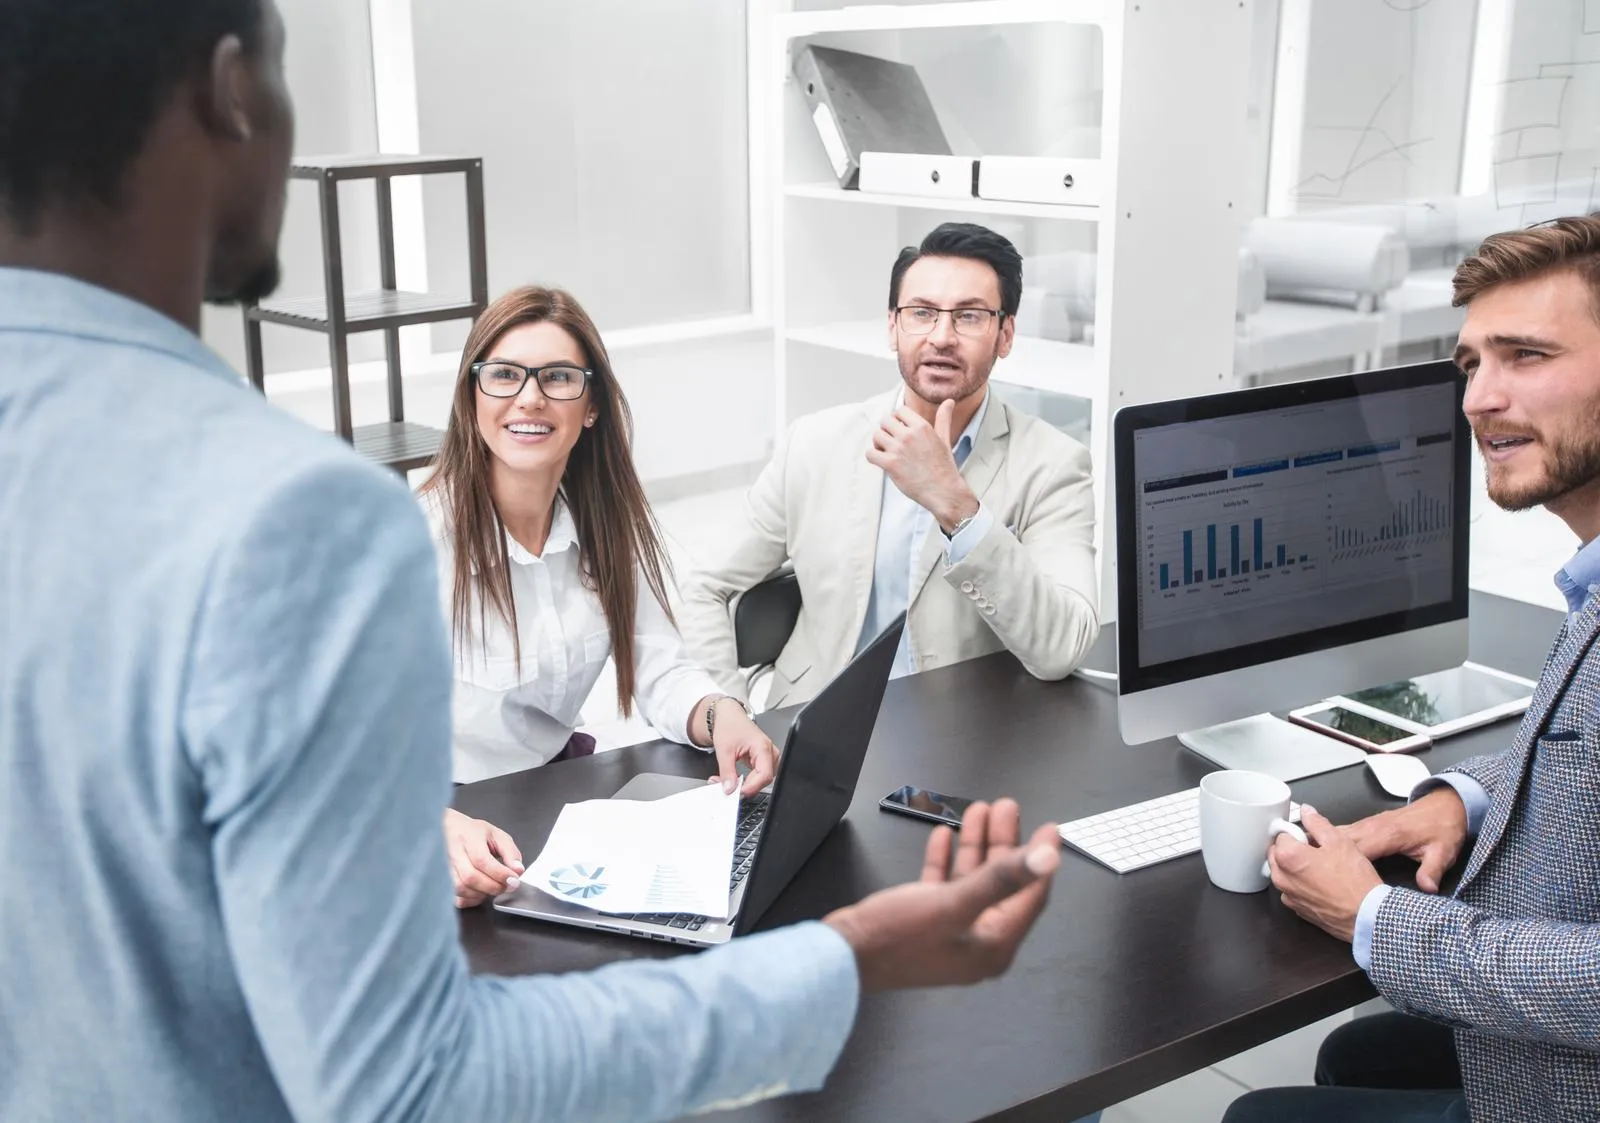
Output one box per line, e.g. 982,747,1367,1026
775,0,1115,35
751,0,1254,618
785,181,1100,222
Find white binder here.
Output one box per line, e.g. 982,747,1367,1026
976,156,1102,207
858,152,977,200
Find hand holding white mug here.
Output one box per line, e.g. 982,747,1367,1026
1260,819,1308,879
1268,805,1384,942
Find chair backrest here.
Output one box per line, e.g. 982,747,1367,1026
734,570,803,672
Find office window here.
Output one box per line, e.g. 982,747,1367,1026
1460,0,1600,220
1267,0,1480,216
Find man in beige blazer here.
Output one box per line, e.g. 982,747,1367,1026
680,223,1099,709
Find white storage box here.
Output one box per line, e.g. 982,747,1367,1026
858,151,977,200
977,156,1101,207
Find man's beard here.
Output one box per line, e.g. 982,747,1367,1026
1480,414,1600,511
204,257,282,307
897,344,996,404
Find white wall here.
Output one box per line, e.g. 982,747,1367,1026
201,0,386,377
1241,0,1282,220
407,1,752,356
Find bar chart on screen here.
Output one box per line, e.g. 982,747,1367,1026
1329,487,1452,562
1138,448,1454,630
1154,512,1319,588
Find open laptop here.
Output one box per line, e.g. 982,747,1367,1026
493,613,906,947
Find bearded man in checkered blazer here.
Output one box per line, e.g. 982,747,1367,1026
1224,214,1600,1123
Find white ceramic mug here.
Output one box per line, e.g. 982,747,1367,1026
1198,770,1308,893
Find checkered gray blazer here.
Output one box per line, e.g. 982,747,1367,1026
1369,593,1600,1121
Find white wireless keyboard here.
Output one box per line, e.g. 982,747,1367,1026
1058,787,1302,874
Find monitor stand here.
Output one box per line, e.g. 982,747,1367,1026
1178,714,1367,782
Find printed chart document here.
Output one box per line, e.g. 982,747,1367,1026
524,784,739,918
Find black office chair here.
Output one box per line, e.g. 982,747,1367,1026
733,569,803,701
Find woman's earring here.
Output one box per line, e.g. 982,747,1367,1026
584,417,596,428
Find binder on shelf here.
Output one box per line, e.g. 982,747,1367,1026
792,44,952,189
858,152,978,200
977,156,1102,207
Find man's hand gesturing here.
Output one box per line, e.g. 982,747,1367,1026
824,798,1060,992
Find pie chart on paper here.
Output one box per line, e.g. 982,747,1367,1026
548,864,609,901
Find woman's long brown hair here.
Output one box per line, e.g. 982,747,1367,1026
418,285,674,716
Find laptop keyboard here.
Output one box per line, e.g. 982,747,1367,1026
612,793,770,932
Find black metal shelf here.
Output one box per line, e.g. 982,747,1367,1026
291,154,480,181
353,421,446,474
249,290,481,334
243,153,488,475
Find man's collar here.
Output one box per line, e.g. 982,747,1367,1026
1555,532,1600,615
958,388,991,455
0,266,240,389
891,384,991,453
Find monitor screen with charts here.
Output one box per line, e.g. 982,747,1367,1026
1113,362,1471,766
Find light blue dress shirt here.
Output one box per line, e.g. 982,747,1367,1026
856,389,996,676
0,268,858,1123
1352,533,1600,969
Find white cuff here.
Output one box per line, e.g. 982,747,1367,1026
943,503,996,565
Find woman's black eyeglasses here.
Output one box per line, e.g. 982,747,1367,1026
471,360,592,399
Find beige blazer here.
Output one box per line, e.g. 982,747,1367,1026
678,389,1100,709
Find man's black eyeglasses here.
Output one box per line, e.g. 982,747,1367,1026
893,306,1004,337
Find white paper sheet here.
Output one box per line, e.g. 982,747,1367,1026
523,783,739,918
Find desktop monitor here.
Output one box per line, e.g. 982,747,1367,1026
1113,362,1471,780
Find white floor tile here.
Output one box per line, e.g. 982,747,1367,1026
1103,1066,1248,1123
1471,565,1568,613
1210,1011,1351,1089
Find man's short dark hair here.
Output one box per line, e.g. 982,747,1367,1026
888,222,1024,318
0,0,265,227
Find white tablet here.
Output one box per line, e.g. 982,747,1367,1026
1329,662,1536,739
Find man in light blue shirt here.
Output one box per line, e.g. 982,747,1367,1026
0,4,1063,1121
858,383,992,678
1226,216,1600,1122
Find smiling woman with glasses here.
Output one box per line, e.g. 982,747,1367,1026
417,286,780,907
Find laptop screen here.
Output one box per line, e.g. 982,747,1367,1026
733,613,905,934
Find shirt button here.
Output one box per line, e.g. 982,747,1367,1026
983,605,997,616
960,581,975,594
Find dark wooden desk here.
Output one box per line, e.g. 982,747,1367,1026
453,592,1559,1121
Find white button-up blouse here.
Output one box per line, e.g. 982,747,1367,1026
421,492,718,783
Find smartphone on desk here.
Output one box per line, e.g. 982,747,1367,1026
1288,703,1433,754
879,785,976,828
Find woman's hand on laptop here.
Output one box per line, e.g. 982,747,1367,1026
822,799,1060,992
443,807,525,909
707,705,781,796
